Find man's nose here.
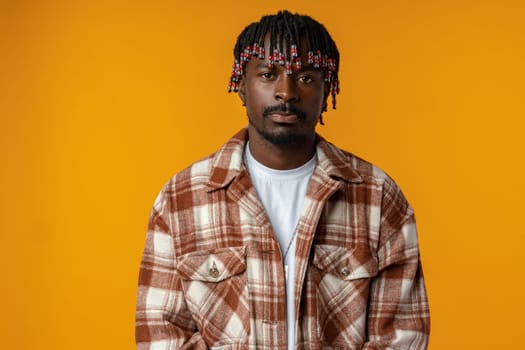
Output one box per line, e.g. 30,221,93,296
274,75,299,103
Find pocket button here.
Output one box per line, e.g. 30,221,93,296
209,265,219,278
340,266,351,277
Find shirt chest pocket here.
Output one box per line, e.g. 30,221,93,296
176,246,250,347
312,245,378,347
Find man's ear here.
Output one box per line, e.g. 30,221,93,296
238,77,246,105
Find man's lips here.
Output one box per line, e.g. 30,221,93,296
263,104,306,123
268,113,299,123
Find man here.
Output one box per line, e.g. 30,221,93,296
136,10,430,350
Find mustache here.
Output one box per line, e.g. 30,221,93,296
262,104,306,120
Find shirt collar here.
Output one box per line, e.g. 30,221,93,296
206,128,363,191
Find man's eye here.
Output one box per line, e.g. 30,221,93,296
298,76,314,83
260,72,274,79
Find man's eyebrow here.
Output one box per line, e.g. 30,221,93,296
300,63,321,72
255,62,271,69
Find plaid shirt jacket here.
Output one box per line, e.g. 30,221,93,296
136,128,430,350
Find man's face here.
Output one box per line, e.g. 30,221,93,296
239,38,329,148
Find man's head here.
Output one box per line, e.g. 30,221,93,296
229,11,340,149
228,10,340,110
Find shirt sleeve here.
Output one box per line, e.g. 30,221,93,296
135,187,205,350
363,180,430,349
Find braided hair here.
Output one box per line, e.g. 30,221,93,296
228,10,341,110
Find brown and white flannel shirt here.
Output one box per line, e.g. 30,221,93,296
136,128,430,350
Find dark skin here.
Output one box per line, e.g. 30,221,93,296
238,38,330,170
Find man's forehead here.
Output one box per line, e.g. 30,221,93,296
249,55,322,73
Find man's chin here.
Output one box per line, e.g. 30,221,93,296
260,130,308,147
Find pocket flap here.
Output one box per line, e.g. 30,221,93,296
313,245,378,280
176,246,246,282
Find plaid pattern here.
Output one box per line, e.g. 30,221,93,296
136,128,430,350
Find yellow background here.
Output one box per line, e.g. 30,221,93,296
1,0,524,349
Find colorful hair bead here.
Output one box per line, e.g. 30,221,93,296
307,51,314,65
295,57,302,71
285,60,292,75
290,44,298,59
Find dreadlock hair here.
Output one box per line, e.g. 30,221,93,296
228,10,341,110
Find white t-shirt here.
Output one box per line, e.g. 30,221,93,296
245,143,316,350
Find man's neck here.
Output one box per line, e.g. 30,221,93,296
247,128,317,170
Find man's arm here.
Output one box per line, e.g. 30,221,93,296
364,182,430,349
135,188,205,350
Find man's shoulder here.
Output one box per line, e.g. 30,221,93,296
319,139,395,187
160,151,218,195
162,129,247,193
327,144,411,214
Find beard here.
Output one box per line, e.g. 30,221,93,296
248,104,312,147
248,121,309,147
